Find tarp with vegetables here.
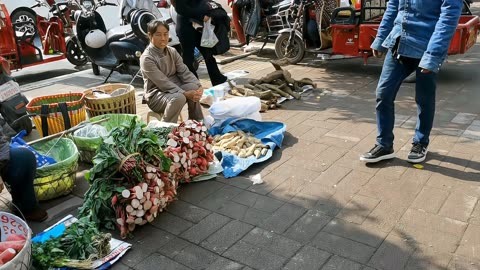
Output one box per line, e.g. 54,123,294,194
209,118,286,178
32,215,131,270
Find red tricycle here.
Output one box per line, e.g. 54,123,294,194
0,0,86,72
275,0,480,64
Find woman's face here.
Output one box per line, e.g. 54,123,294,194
149,25,170,49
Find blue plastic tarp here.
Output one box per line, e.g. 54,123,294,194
208,118,286,178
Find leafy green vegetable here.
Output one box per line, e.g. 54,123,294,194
80,118,172,230
32,217,111,270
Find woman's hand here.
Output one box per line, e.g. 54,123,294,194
203,15,211,22
184,89,203,102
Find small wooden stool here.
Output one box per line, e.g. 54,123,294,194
146,111,184,123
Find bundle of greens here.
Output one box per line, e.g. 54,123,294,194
32,217,111,270
79,118,175,238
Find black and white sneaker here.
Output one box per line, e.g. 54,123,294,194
407,143,428,163
360,145,396,163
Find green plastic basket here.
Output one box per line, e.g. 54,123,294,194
71,114,139,163
31,138,79,201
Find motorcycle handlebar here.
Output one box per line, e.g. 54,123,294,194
103,2,117,6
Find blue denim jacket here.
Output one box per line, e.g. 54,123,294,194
371,0,463,72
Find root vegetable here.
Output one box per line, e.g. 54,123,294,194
144,200,153,211
261,148,268,156
128,223,135,232
0,248,16,264
116,218,125,226
134,186,143,200
132,199,140,209
126,205,134,213
136,210,145,217
0,241,25,253
142,183,148,193
122,189,131,199
134,218,143,225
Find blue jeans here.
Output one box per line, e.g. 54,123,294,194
1,147,38,214
376,50,437,149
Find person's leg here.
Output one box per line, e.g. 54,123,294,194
177,19,198,77
148,92,187,123
361,51,416,162
375,51,416,149
196,46,227,86
232,4,246,44
406,68,437,163
306,19,320,48
1,147,46,220
187,100,204,121
413,69,437,146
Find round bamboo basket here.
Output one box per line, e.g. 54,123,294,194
83,84,136,117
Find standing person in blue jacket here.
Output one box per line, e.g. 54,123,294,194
360,0,463,164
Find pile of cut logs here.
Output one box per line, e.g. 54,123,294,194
228,62,317,112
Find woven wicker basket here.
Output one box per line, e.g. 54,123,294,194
26,93,86,137
83,84,136,117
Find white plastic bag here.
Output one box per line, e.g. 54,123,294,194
208,96,261,122
73,124,108,138
201,19,219,48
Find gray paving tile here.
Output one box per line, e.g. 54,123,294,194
205,258,244,270
157,237,191,259
178,181,226,204
120,227,174,267
133,253,190,270
260,203,307,234
233,190,285,213
216,200,250,220
223,241,287,270
198,185,244,211
321,255,363,270
368,234,415,270
322,218,387,248
201,220,254,254
167,200,211,223
173,244,220,269
311,232,376,264
242,227,302,258
180,213,231,244
284,246,331,270
150,212,194,235
284,210,332,244
241,207,273,227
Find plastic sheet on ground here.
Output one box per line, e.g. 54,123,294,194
33,215,131,270
208,118,286,178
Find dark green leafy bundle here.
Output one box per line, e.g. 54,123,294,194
86,118,171,182
32,217,111,270
80,118,172,230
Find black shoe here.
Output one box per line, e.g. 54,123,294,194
360,145,396,163
407,143,428,163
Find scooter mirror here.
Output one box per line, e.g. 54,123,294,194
135,51,142,58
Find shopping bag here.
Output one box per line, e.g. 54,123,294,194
201,19,219,48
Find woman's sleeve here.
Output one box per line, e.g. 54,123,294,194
173,49,201,88
175,0,209,21
140,55,185,94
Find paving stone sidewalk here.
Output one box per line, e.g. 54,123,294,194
4,8,480,269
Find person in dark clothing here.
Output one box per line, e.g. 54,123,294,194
172,0,228,86
0,63,47,222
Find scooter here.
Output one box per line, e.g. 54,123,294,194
72,0,156,82
10,0,87,66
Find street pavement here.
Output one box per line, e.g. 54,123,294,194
3,7,480,270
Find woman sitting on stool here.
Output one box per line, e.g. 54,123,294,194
140,20,204,123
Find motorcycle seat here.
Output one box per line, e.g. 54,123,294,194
106,25,134,43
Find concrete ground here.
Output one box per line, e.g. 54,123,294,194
3,6,480,269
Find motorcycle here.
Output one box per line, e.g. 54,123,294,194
237,0,292,44
72,0,156,82
10,0,88,66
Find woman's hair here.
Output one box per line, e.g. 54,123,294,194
147,20,170,36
